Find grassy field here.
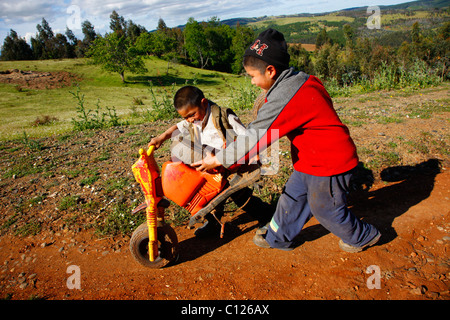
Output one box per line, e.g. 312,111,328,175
247,8,438,29
247,13,355,28
0,55,447,142
247,8,448,44
0,57,248,140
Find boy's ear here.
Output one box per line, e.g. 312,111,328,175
200,98,209,109
266,65,277,79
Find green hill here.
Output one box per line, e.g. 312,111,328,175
0,57,249,140
221,0,450,46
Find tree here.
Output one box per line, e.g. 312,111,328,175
0,29,33,61
435,22,450,79
65,28,77,46
110,10,126,36
53,33,71,58
204,17,234,72
170,27,185,58
368,44,391,77
411,22,421,44
75,20,97,57
88,32,148,82
126,20,146,44
314,42,331,79
31,18,54,59
343,24,355,49
151,18,177,58
354,37,372,76
184,17,235,70
184,18,209,68
31,18,74,59
315,27,330,49
134,32,154,56
82,20,97,45
288,44,312,74
157,18,168,33
231,23,255,74
65,27,77,58
38,18,54,41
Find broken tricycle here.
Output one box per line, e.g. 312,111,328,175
130,146,261,268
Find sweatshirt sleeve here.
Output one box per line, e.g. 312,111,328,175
227,113,247,136
215,69,309,168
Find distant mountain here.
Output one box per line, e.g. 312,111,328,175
377,0,449,10
219,0,449,27
170,0,448,47
217,0,449,46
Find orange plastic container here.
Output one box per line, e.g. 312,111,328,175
161,161,226,215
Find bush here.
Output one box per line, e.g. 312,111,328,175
70,85,125,131
144,81,178,121
96,202,145,236
226,79,260,111
32,115,58,126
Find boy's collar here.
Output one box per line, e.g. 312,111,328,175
197,103,211,130
203,103,211,123
266,67,295,97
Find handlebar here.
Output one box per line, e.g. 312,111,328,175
139,145,155,157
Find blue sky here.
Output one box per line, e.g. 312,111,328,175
0,0,410,44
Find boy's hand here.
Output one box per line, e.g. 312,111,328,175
147,124,177,150
148,136,164,149
191,153,221,172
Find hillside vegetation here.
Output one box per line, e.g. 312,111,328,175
0,57,252,140
246,3,449,44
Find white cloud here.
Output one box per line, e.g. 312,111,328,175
24,32,34,43
0,1,66,23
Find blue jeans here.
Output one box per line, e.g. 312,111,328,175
265,169,379,249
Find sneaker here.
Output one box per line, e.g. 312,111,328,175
339,231,381,253
255,223,269,236
252,233,294,251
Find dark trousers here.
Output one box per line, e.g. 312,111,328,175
265,169,379,249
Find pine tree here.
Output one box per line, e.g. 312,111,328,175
0,29,33,61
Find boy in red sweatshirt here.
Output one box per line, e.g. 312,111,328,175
193,29,380,252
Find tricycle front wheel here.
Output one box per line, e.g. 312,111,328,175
129,222,178,268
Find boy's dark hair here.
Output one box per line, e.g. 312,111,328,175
243,55,282,74
174,85,205,110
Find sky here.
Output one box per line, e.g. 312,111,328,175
0,0,411,44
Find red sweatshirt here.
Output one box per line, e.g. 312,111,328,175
216,69,358,177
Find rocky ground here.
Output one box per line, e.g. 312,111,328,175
0,69,81,90
0,83,448,301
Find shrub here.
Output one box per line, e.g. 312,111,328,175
70,85,125,131
96,202,145,236
144,81,178,121
32,115,58,126
226,79,260,111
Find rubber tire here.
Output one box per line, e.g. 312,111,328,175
129,222,178,268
